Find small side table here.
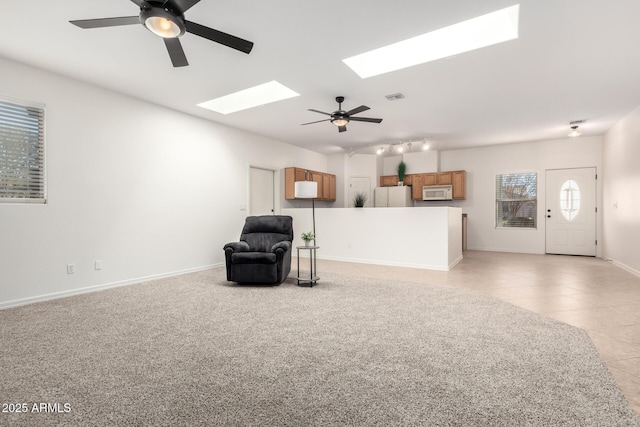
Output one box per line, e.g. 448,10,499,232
296,245,319,286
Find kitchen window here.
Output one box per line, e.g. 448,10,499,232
0,97,46,203
495,172,537,229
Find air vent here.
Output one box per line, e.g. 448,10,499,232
385,93,405,101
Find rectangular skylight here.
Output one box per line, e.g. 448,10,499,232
198,81,299,114
343,4,519,79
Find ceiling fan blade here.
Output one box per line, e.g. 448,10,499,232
165,0,201,13
184,21,253,54
70,16,140,29
346,105,370,116
164,38,189,67
349,117,383,123
307,109,331,116
301,119,331,126
338,125,348,133
129,0,148,7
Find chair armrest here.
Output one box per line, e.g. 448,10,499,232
223,241,250,253
271,241,291,254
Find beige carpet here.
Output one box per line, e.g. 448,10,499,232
1,267,638,426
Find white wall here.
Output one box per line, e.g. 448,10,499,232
0,57,327,308
603,106,640,275
402,151,439,174
435,136,603,254
328,153,378,208
382,155,403,175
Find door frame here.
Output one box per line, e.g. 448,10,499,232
248,164,280,216
348,176,372,208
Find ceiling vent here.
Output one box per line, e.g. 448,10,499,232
385,93,405,101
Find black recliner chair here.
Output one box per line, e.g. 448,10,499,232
223,215,293,284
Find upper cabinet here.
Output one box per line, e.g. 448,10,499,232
382,170,466,200
380,175,398,187
285,167,336,201
451,170,466,200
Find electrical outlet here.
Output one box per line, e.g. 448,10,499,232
66,264,75,274
95,260,103,271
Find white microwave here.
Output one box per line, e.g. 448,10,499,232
423,185,453,201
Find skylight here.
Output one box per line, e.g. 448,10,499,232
343,4,520,79
198,81,299,114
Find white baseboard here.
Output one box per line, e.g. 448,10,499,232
314,255,454,271
449,254,464,270
468,246,546,255
0,263,224,311
606,258,640,278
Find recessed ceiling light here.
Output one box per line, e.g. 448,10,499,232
198,81,299,114
343,4,520,79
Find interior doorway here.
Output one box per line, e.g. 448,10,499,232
348,177,371,207
545,167,597,256
249,167,275,216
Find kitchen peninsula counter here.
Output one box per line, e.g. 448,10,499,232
282,207,462,271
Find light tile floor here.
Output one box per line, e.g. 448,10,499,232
305,251,640,417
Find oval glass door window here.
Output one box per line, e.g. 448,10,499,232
560,179,580,221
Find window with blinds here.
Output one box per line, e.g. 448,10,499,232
0,97,45,203
496,172,536,228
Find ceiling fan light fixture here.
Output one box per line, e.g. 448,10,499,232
568,125,581,137
332,117,349,127
141,7,185,38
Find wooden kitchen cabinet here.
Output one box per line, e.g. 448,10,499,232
320,173,336,201
310,171,324,199
411,174,423,200
380,175,399,187
422,173,438,186
411,170,467,200
451,170,466,199
437,172,452,185
284,167,336,201
381,174,414,186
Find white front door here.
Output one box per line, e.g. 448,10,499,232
249,167,275,216
545,168,596,256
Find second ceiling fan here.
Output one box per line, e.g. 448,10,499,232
302,96,383,133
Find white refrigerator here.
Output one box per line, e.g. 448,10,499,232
374,186,412,207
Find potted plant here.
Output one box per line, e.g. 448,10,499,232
353,191,367,208
397,161,407,186
301,231,316,246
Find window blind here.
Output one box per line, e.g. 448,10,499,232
0,98,45,203
495,172,537,228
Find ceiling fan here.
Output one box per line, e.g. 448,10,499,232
69,0,253,67
301,96,383,133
